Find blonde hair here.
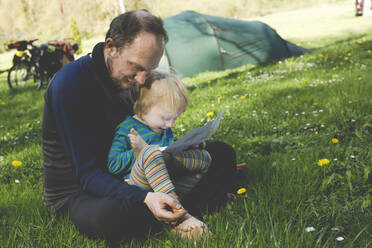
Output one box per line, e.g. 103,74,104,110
134,71,188,118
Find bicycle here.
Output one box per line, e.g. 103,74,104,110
7,39,42,89
7,39,78,89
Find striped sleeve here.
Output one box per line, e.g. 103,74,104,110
107,121,136,176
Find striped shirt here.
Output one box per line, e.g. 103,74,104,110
107,116,174,179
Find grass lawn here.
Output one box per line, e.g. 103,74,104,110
1,2,372,247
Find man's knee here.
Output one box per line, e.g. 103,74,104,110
206,141,237,172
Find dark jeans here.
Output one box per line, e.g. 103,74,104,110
59,141,237,243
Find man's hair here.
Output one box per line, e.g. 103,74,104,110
105,10,168,48
134,71,188,118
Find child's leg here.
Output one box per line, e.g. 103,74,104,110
170,149,212,195
172,149,212,174
128,145,176,195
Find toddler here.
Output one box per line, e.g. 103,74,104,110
107,71,212,239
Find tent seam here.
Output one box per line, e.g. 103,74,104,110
194,12,225,70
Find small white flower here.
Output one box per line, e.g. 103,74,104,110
0,156,4,162
319,109,323,113
331,227,340,232
291,158,296,161
15,179,20,184
287,95,292,99
336,237,344,241
321,124,325,128
333,158,338,161
302,112,305,115
351,119,356,122
305,227,315,232
264,112,268,115
295,113,299,116
350,155,355,159
3,137,8,141
306,123,310,126
285,111,289,114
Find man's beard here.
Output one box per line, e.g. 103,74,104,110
106,55,133,89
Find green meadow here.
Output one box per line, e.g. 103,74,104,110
0,2,371,247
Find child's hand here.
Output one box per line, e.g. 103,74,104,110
190,141,206,149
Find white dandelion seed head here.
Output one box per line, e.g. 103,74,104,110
336,237,344,241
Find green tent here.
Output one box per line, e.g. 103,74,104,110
158,11,310,77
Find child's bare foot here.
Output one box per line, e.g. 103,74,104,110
128,128,148,156
172,213,212,241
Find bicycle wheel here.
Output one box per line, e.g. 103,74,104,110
7,63,29,89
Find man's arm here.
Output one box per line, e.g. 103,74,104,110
46,72,148,202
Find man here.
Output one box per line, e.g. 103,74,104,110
42,10,237,243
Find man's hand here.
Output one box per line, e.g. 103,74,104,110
144,192,187,222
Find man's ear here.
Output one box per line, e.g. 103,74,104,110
105,38,117,56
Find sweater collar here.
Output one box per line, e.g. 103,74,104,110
91,42,118,91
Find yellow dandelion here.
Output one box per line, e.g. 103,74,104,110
340,62,344,65
318,53,324,58
363,123,372,128
331,138,339,144
237,188,247,195
26,123,31,128
313,102,318,106
332,74,337,78
368,50,371,54
314,131,318,135
12,160,23,167
206,112,214,118
303,79,307,83
286,132,290,136
232,144,236,148
344,57,349,61
318,159,330,166
357,40,363,44
298,143,305,147
322,69,326,73
258,141,262,144
240,95,246,100
332,67,337,71
0,101,6,105
347,52,351,56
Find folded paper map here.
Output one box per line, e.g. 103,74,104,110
164,109,224,152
